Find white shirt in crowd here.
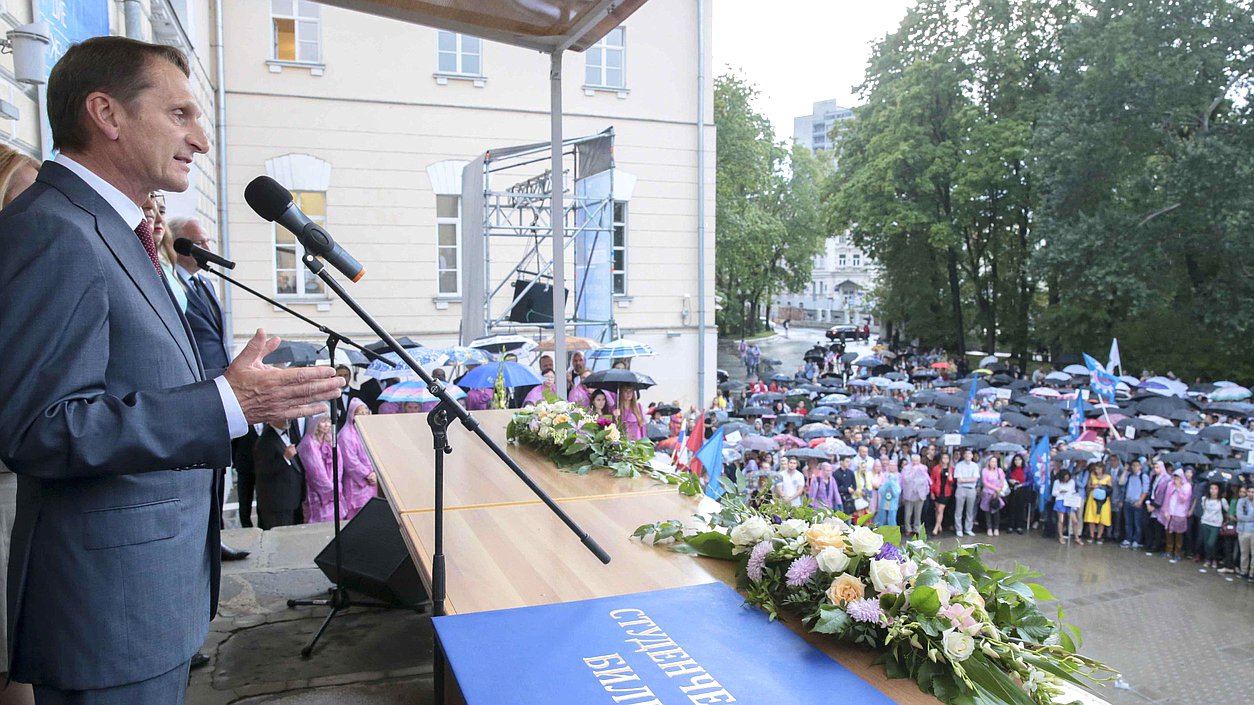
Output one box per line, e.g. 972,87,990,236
778,469,806,507
954,459,981,486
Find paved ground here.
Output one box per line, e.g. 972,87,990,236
188,331,1252,704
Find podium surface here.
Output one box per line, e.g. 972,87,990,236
355,411,978,705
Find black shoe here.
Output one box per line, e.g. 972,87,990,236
190,653,211,670
221,543,250,561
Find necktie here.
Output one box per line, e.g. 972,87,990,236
134,219,163,277
194,275,223,327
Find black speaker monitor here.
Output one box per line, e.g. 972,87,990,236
509,278,568,324
314,497,427,608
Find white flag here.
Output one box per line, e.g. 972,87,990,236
1107,338,1121,375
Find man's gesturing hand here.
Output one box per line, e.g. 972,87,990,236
225,329,344,424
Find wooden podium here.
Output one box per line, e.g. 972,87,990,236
356,410,944,704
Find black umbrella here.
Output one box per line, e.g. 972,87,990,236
989,427,1031,446
1204,402,1251,418
784,447,830,460
916,428,945,439
1116,417,1162,433
737,406,771,417
884,372,907,381
807,406,839,417
960,434,996,449
1143,437,1174,449
585,369,656,390
1158,407,1202,423
871,364,895,375
1055,449,1100,462
718,380,745,392
1183,440,1231,457
1212,458,1244,470
771,373,793,383
653,404,681,416
645,424,671,442
719,421,754,435
1000,411,1033,428
804,350,826,362
365,336,421,353
801,427,840,440
1161,451,1209,465
935,414,964,432
1025,425,1066,438
877,427,917,440
839,352,859,363
1152,426,1192,444
748,392,785,405
1107,439,1155,457
1135,396,1198,417
933,394,967,409
1198,424,1242,441
706,410,730,424
988,442,1026,454
777,414,804,427
316,345,369,366
263,340,321,366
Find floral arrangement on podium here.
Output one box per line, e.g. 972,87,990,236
506,398,688,486
634,488,1115,705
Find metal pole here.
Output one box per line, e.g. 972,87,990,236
695,0,708,407
551,50,568,397
213,0,234,359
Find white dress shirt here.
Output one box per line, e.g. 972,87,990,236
55,154,247,439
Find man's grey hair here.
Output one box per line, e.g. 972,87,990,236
166,216,200,238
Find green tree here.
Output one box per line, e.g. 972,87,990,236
715,73,827,336
1035,0,1254,378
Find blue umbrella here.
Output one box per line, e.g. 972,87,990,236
854,356,883,367
456,361,544,389
441,346,492,366
378,381,466,403
365,350,448,380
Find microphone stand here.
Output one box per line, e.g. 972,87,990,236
198,263,406,659
295,253,612,700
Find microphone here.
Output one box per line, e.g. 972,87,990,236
173,237,236,270
244,175,365,282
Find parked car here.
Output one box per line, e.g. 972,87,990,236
826,324,859,341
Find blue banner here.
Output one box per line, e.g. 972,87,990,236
1067,390,1085,442
958,373,980,434
1029,436,1051,512
434,582,898,705
696,428,725,499
1082,353,1117,403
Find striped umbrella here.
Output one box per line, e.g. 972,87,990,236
587,338,656,360
378,381,466,403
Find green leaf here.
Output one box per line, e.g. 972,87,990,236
681,531,736,560
812,605,850,635
1026,582,1056,603
875,525,902,546
961,654,1035,705
910,585,942,617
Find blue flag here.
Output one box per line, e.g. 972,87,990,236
1028,436,1052,513
1067,390,1086,442
695,428,726,499
958,374,981,434
1082,352,1117,403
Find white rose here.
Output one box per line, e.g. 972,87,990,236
848,526,885,556
942,629,975,662
730,516,774,547
776,518,808,539
815,546,850,573
538,426,551,439
868,558,905,594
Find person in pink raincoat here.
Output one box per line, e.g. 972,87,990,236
297,412,343,523
614,384,646,441
524,370,557,406
337,398,379,520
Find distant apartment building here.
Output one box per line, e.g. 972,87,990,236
779,99,876,327
792,98,852,153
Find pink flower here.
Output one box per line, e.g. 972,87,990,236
847,597,885,625
746,540,772,582
596,417,612,427
785,555,818,588
940,603,980,635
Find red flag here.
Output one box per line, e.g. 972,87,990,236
684,413,707,476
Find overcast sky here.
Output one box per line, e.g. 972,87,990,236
711,0,915,142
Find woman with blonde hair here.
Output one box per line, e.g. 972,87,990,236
0,146,38,208
142,192,187,312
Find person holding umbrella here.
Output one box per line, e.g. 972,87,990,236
1083,463,1113,544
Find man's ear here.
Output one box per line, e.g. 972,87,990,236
82,91,123,142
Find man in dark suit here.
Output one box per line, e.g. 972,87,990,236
253,421,307,530
169,216,248,559
0,38,342,704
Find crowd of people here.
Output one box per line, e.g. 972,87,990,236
704,338,1254,585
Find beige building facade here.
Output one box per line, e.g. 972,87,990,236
1,0,717,407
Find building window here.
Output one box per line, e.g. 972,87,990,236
275,190,327,297
585,27,625,89
612,201,627,295
838,254,847,267
437,195,460,296
437,31,482,76
852,254,861,267
271,0,321,63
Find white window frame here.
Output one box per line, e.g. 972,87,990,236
266,154,332,301
436,195,461,297
852,254,861,267
270,0,322,65
584,27,626,91
436,31,483,78
273,191,328,300
611,200,627,296
838,254,847,267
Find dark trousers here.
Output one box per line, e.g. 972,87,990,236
1122,503,1143,544
236,465,256,528
258,508,302,531
1145,511,1165,552
34,658,192,704
1006,486,1031,531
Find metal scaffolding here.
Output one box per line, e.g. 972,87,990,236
459,128,617,346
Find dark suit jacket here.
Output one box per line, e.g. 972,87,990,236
180,270,231,374
0,162,231,689
253,425,305,527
